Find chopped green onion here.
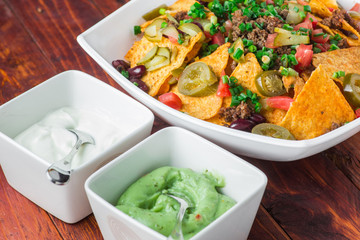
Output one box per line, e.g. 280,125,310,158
283,24,294,31
294,6,299,13
246,22,253,31
303,5,311,12
222,75,229,84
178,34,184,45
313,47,321,53
134,25,141,35
248,45,257,52
161,22,168,28
299,11,306,19
228,45,235,54
239,23,246,32
121,70,129,79
332,71,345,79
314,32,324,37
329,44,340,51
233,48,244,60
159,8,167,15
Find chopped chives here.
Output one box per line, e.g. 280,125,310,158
332,71,345,78
329,44,340,51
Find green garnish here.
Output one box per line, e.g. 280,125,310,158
329,44,340,51
121,70,129,79
201,43,219,57
303,5,311,12
161,22,168,28
233,48,244,60
178,34,184,45
134,25,141,35
188,2,207,19
159,8,166,15
332,71,345,79
280,67,299,77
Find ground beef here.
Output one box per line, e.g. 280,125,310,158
231,10,292,64
337,38,349,49
321,9,360,33
174,11,188,23
219,102,252,123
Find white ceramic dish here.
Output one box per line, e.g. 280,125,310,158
0,70,154,223
77,0,360,161
85,127,267,240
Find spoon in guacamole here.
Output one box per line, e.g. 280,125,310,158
167,194,189,240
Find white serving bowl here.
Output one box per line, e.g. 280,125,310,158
77,0,360,161
85,127,267,240
0,70,154,223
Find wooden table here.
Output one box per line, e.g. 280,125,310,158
1,0,360,239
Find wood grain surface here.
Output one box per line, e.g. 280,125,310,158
1,0,360,239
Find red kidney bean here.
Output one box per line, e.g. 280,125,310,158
230,119,256,132
112,60,130,71
249,113,266,124
128,65,146,78
129,78,149,93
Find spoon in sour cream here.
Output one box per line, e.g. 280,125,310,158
46,129,95,185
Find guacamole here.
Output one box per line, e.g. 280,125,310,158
116,166,236,239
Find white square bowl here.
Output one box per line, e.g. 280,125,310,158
77,0,360,161
0,70,154,223
85,127,267,240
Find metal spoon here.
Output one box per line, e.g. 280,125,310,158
46,129,95,185
167,194,190,240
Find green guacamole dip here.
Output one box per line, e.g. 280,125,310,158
116,166,236,239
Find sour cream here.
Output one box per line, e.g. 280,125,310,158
14,107,125,168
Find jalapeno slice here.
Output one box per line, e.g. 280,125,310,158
255,71,286,97
252,123,295,140
343,73,360,107
178,62,218,97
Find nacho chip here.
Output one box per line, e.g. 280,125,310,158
198,43,231,77
125,33,202,96
206,97,232,125
309,0,332,18
230,53,263,96
317,22,335,36
318,0,338,10
168,0,196,12
170,43,230,120
312,47,360,83
262,108,287,125
280,65,355,140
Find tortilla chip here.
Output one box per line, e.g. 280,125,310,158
170,43,230,120
317,22,335,36
338,20,360,47
333,30,360,47
125,33,202,96
230,53,263,96
318,0,338,10
198,43,231,77
280,65,355,140
171,84,223,119
262,108,287,125
168,0,196,12
309,0,332,18
312,47,360,83
157,77,171,96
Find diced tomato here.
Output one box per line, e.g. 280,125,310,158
350,3,360,12
294,19,313,31
266,96,294,111
204,31,212,39
158,92,182,110
295,44,313,68
168,36,178,45
224,20,233,37
217,71,231,97
265,33,278,49
296,0,309,6
311,29,330,44
328,7,334,12
316,42,331,52
266,0,274,4
356,108,360,118
211,32,225,46
305,13,318,28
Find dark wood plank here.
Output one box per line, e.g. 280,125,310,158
0,0,55,104
6,0,120,89
247,152,360,240
91,0,130,17
248,205,291,240
0,167,62,240
322,134,360,190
